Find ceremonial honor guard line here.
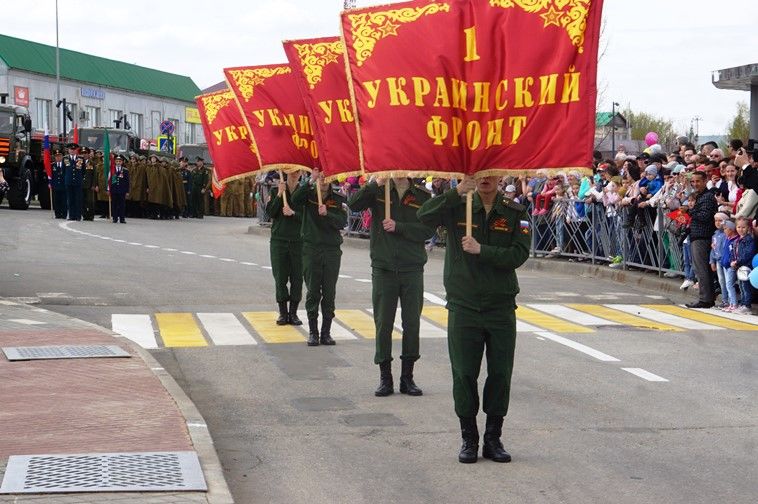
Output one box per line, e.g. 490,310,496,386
111,304,758,350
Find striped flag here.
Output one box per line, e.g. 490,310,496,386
42,130,52,179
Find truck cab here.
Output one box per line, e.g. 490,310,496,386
0,103,38,209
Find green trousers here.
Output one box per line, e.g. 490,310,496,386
372,268,423,364
303,244,341,319
448,305,517,418
270,239,303,304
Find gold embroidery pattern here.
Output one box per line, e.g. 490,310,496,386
227,66,292,102
489,0,591,53
294,41,344,89
347,3,451,66
201,91,234,124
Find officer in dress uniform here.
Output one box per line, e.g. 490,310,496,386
291,168,347,346
81,148,96,221
348,177,435,397
110,154,130,223
417,175,531,464
266,171,304,326
50,148,68,219
191,157,209,219
179,157,193,217
64,155,84,221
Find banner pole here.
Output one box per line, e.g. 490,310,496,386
384,182,391,219
278,170,289,209
108,194,112,221
466,190,473,237
316,179,323,206
49,186,54,218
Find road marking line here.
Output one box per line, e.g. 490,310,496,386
421,305,447,326
112,314,157,349
354,278,371,283
219,258,236,262
240,261,256,265
144,245,160,249
642,305,758,331
155,313,207,347
242,311,304,343
338,274,352,279
0,300,19,305
611,304,721,331
391,308,446,338
586,294,619,300
262,266,272,270
197,313,257,346
645,295,666,299
128,242,143,246
295,310,357,340
163,248,177,252
566,304,683,331
527,304,620,326
423,292,446,306
334,309,399,339
535,331,620,362
7,319,46,325
113,239,126,243
692,307,758,327
622,368,669,382
201,255,217,259
180,251,196,255
367,309,414,340
516,306,594,333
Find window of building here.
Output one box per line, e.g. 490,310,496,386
35,98,52,131
129,113,143,136
84,106,101,127
109,109,124,129
185,123,200,144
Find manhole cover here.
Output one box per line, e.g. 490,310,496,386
2,345,131,361
0,452,207,494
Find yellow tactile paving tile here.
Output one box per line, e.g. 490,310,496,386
567,304,683,332
154,313,208,347
334,309,401,339
422,306,448,327
516,306,594,333
241,312,304,343
642,305,758,331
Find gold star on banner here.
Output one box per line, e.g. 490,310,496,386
540,6,563,28
377,20,400,37
322,50,340,65
250,75,266,86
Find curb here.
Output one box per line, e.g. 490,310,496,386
247,224,694,302
16,310,235,504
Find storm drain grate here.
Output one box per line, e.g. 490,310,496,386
2,345,131,361
0,451,207,494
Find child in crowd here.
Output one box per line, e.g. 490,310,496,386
720,220,739,312
533,175,559,215
547,183,568,256
710,213,729,308
730,217,755,314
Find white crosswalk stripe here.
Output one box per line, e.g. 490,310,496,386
197,313,258,345
112,314,158,349
610,304,723,331
527,304,620,326
370,308,447,338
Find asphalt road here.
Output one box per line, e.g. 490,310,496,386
2,207,757,504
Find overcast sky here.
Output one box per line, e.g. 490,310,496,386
2,0,755,135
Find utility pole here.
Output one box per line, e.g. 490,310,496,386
55,0,61,136
692,116,702,144
611,101,619,154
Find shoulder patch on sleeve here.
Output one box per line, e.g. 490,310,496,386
502,198,526,212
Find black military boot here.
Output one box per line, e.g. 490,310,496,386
482,415,511,463
288,301,302,325
458,416,479,464
399,360,422,396
374,361,394,397
307,314,319,346
276,302,289,325
320,317,336,345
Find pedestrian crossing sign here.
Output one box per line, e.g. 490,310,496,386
158,135,176,155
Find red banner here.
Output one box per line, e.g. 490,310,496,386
195,88,261,184
224,64,318,172
341,0,603,178
284,37,361,182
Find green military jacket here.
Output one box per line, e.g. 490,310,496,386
266,185,304,242
291,183,347,248
348,180,435,272
417,189,531,312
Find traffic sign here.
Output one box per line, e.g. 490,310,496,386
159,120,175,136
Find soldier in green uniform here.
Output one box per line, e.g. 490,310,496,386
417,175,531,464
81,148,97,221
191,157,209,219
348,177,434,397
291,168,347,346
266,171,304,326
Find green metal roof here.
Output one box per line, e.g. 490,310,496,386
0,33,200,102
596,112,613,127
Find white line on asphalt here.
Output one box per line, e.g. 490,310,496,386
219,258,236,262
423,292,446,306
32,308,49,312
162,248,177,252
111,314,158,349
517,320,545,332
262,266,272,270
369,308,447,338
645,295,666,299
144,245,160,249
7,319,46,325
610,304,722,331
354,278,371,283
692,307,758,325
240,261,256,265
338,274,353,279
621,368,669,382
527,304,620,326
128,242,143,246
535,336,546,341
534,331,620,362
197,313,258,346
100,236,112,240
113,239,126,243
0,300,19,305
180,251,196,255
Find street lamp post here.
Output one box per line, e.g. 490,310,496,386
611,101,619,154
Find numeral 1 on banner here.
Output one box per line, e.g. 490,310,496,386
463,26,480,62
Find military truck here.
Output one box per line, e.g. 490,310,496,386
177,143,212,165
76,127,140,156
0,100,46,210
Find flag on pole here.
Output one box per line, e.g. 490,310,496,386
72,124,79,145
42,130,52,179
103,130,112,192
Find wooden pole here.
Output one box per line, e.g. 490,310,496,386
465,190,473,237
384,181,391,219
315,179,323,206
108,193,112,221
278,170,289,209
49,186,54,218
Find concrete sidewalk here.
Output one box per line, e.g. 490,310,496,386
0,300,233,503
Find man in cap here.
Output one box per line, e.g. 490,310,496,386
64,147,84,221
50,148,68,219
417,175,531,464
110,154,130,224
66,142,80,165
291,168,347,346
191,157,209,219
81,148,97,221
684,170,718,308
348,176,435,396
179,157,193,217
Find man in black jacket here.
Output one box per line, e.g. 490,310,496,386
685,171,718,308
